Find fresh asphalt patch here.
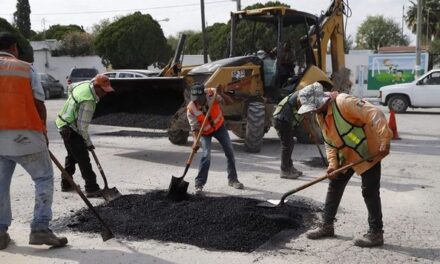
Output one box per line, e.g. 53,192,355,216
55,191,319,252
92,113,172,130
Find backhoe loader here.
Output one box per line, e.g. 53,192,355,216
94,0,351,153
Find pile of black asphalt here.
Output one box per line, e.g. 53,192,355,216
58,191,319,252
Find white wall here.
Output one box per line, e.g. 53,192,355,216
32,50,107,90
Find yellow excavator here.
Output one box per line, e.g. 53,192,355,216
94,0,351,153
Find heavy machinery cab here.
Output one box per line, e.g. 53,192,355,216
229,7,319,102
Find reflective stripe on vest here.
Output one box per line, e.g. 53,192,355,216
55,82,96,128
188,100,224,135
273,94,303,126
0,57,44,132
321,101,369,160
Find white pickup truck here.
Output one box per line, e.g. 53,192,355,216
379,69,440,113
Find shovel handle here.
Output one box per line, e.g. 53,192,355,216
90,149,109,189
186,88,218,166
49,150,114,240
279,154,379,203
303,115,328,167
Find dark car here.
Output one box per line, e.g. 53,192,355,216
38,73,64,99
66,67,99,86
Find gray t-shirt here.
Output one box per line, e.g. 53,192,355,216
0,52,47,156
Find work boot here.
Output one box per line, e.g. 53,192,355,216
228,179,244,189
353,230,384,247
0,232,11,250
280,167,303,179
306,223,335,239
195,185,204,196
85,189,103,198
29,229,68,247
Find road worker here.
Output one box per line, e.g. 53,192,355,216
0,32,67,249
55,74,114,197
187,84,244,195
298,82,392,247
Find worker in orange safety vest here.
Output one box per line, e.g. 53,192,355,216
187,83,244,195
0,32,67,250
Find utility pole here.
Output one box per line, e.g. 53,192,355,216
200,0,208,63
232,0,241,11
401,5,404,42
415,0,422,78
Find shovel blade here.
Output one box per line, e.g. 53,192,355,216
101,187,122,202
167,175,189,202
256,199,288,208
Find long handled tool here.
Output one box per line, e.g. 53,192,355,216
90,149,122,202
167,89,218,201
49,150,114,241
303,115,328,167
257,155,377,208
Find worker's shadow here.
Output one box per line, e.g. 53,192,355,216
2,239,176,264
382,243,440,262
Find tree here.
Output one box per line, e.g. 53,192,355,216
356,15,410,51
13,0,31,38
91,19,112,37
94,12,172,68
0,17,33,62
59,32,95,56
430,38,440,66
406,0,440,45
32,24,85,41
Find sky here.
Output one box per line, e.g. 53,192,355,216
1,0,416,44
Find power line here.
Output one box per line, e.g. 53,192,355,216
0,0,230,16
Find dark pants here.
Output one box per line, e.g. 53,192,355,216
323,162,383,231
273,119,294,171
60,127,99,192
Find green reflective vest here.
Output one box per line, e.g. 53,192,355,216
321,101,369,163
55,81,96,128
273,93,303,127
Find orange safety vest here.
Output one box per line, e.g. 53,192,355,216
187,100,224,136
0,55,44,132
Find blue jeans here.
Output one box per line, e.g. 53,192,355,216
195,125,238,187
0,151,54,232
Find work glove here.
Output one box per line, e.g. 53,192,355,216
192,143,201,152
87,145,95,151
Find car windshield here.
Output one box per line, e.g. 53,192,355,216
71,68,98,78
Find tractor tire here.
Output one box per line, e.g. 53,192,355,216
245,101,265,153
388,95,409,113
231,125,246,139
168,129,189,145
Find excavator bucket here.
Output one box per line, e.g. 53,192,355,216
94,77,185,120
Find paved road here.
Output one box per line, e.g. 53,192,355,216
1,99,439,263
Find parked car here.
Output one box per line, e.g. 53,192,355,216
102,69,159,79
380,69,440,113
66,67,99,85
38,73,64,99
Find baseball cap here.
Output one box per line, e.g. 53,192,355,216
0,32,20,51
297,82,330,114
93,74,114,92
190,83,205,101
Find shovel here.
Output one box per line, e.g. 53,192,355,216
303,115,328,167
49,150,114,241
257,155,377,208
90,149,122,202
167,89,218,201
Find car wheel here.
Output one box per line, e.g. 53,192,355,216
388,95,409,113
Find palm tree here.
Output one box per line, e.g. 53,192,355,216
406,0,440,45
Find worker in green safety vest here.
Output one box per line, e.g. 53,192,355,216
55,74,114,198
298,82,392,248
272,90,304,179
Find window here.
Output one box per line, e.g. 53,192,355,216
119,72,135,78
422,72,440,85
104,72,117,78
